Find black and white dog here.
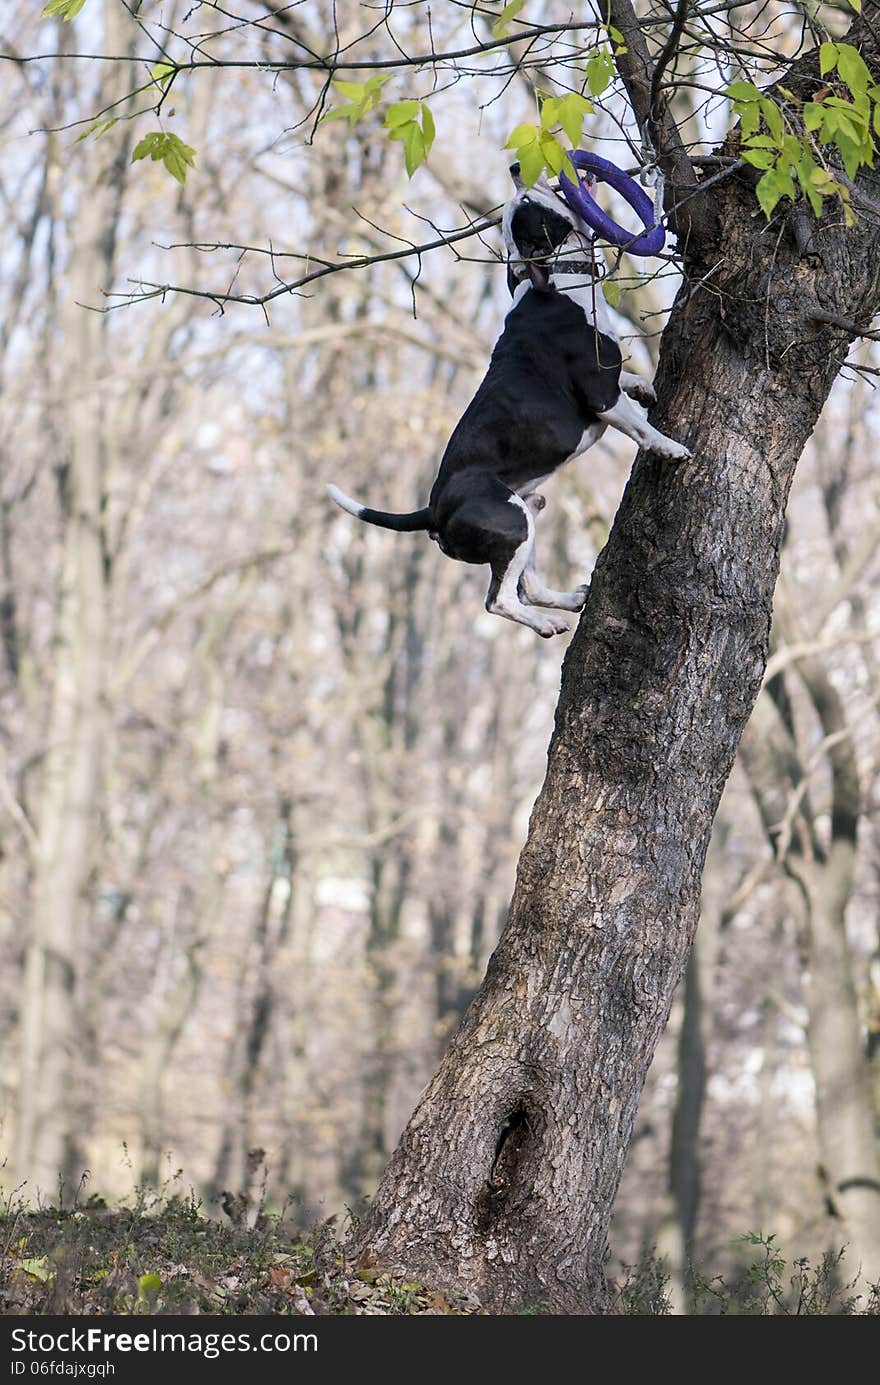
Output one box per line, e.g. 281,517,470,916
328,165,690,637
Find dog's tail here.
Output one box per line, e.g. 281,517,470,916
327,484,432,533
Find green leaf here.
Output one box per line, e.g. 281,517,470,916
330,79,366,101
810,165,836,190
558,92,591,117
819,42,839,78
755,167,790,218
852,91,872,127
149,61,175,86
558,91,592,138
386,101,434,173
384,100,419,129
835,132,862,180
138,1273,162,1296
802,181,824,218
162,134,196,184
540,96,561,129
830,96,868,133
759,98,783,143
602,278,621,308
132,132,162,162
131,131,196,185
421,103,435,153
537,92,591,151
403,122,426,177
20,1257,52,1282
541,139,564,175
76,116,118,142
586,48,615,97
741,103,761,136
491,0,526,39
538,129,567,175
323,73,391,130
823,106,860,143
726,80,761,102
320,105,358,123
504,122,539,149
837,43,872,97
42,0,87,18
559,108,587,149
804,101,825,132
795,151,823,216
517,140,546,186
846,0,862,10
741,149,777,169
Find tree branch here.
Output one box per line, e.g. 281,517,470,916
100,215,502,313
649,0,691,118
812,309,880,342
0,22,603,75
603,0,710,246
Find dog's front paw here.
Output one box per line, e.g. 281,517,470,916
631,382,657,407
657,439,691,462
620,372,657,407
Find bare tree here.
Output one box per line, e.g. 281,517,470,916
15,1,134,1194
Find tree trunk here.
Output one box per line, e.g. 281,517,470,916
654,928,714,1311
784,618,880,1281
357,851,409,1195
15,4,132,1195
741,586,880,1278
211,796,293,1202
139,931,203,1189
357,38,880,1309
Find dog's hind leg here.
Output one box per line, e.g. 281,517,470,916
485,497,570,637
520,561,588,613
517,496,587,612
598,393,691,461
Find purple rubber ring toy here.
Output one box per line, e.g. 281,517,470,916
558,150,665,256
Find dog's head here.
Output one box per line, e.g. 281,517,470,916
501,162,594,293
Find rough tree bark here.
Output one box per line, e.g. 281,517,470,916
356,11,880,1312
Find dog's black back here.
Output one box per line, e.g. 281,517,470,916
430,288,621,506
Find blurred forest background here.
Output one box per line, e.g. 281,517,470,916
1,0,879,1308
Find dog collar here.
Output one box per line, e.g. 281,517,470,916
550,259,602,277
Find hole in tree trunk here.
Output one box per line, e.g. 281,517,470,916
476,1101,535,1231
